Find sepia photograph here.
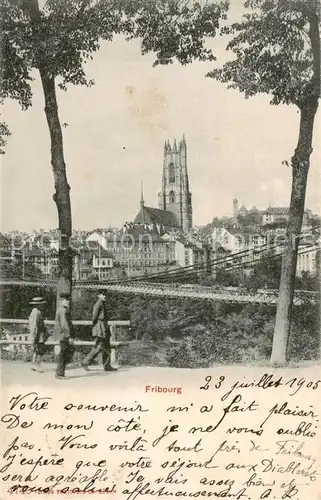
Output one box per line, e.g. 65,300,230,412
0,0,320,499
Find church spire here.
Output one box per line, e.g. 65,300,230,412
140,181,144,209
180,133,186,150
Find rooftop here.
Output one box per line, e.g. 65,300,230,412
92,245,114,259
263,207,290,215
134,206,179,229
24,247,58,257
121,223,166,241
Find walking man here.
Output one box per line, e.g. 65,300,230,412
81,291,117,372
29,296,48,372
55,292,75,379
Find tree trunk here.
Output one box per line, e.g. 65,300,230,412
271,99,318,366
23,0,73,308
39,69,73,303
271,5,320,367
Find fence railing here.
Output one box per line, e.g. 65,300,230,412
0,318,131,365
0,318,130,326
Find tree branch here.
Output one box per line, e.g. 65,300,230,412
308,7,321,98
53,0,90,59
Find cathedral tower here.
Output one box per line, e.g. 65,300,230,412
158,135,193,232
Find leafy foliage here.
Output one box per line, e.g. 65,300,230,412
1,258,43,280
0,283,56,319
237,211,263,227
124,0,228,66
1,0,125,92
209,0,320,107
243,252,282,290
0,120,11,154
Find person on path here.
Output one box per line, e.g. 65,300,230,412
29,296,49,372
55,292,75,379
81,291,117,372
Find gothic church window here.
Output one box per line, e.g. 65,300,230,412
169,191,176,203
169,163,175,183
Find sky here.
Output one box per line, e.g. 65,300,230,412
1,5,321,232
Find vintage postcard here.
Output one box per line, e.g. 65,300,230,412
1,1,320,499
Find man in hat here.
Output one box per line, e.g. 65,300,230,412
55,292,75,379
29,297,49,372
81,291,116,372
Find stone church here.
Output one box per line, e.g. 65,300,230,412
134,135,193,233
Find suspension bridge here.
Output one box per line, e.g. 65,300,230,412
1,243,319,305
0,278,318,305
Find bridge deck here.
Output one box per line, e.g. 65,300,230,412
0,280,318,305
